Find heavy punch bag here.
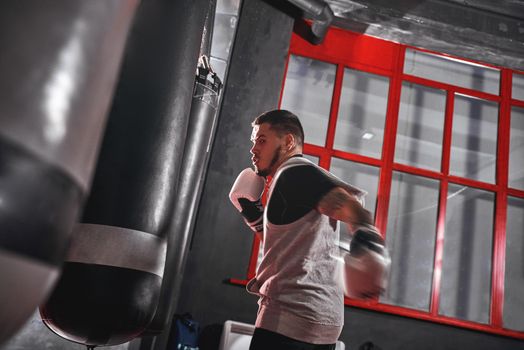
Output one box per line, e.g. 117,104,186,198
144,0,223,338
144,59,222,336
40,224,167,347
0,1,137,345
40,0,211,347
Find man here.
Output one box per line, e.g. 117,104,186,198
229,109,385,350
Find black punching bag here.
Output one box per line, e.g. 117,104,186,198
144,0,223,337
0,1,137,345
39,0,211,347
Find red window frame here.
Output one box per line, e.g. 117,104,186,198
230,26,524,340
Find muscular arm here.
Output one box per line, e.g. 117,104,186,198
317,187,373,230
319,186,388,300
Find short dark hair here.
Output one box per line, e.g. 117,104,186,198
252,109,305,147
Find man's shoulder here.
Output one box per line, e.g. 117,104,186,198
278,162,326,183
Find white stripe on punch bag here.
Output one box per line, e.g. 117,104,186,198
67,223,167,277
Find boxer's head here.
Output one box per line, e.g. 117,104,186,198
250,110,304,177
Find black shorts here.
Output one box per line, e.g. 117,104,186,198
249,328,336,350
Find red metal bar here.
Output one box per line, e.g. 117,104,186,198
303,143,328,156
402,74,502,103
290,28,398,73
323,64,345,170
447,175,498,192
278,52,292,108
342,62,392,78
304,146,384,168
508,188,524,198
228,278,249,286
392,163,444,180
431,180,448,316
342,299,524,341
303,143,331,168
326,64,345,149
374,44,404,233
512,99,524,108
331,149,382,167
490,69,512,328
441,91,455,176
429,90,455,316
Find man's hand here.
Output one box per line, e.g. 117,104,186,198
229,168,265,238
343,225,390,300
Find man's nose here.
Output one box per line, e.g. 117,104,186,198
250,144,256,155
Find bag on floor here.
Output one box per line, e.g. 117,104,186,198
167,313,200,350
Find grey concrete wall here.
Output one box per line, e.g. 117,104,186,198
174,0,294,332
341,307,524,350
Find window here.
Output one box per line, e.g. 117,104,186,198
280,55,335,147
231,27,524,340
395,83,446,171
334,69,389,159
383,172,439,311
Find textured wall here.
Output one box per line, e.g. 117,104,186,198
174,0,294,334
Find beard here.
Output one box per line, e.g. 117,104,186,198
255,145,282,177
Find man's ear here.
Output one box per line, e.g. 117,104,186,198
285,133,295,151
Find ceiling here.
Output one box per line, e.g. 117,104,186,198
324,0,524,71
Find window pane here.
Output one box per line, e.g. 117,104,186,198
334,69,389,159
509,107,524,190
380,172,439,311
439,184,494,324
216,0,241,15
209,57,227,83
330,158,380,216
395,83,446,171
404,48,500,95
330,158,380,248
503,197,524,332
304,154,320,165
280,55,335,147
211,13,238,61
513,73,524,101
450,95,498,183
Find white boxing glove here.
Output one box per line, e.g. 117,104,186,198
343,225,390,300
229,168,265,233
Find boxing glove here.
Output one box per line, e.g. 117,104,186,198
229,168,265,233
343,225,390,300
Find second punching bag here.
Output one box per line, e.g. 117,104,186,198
0,1,138,345
40,0,211,347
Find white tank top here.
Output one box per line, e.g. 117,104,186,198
246,157,366,344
